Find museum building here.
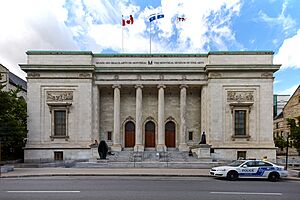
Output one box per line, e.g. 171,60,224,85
20,51,280,162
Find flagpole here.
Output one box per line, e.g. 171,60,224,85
122,26,124,52
149,21,152,54
122,15,124,52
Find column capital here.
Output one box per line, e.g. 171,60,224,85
157,84,166,89
135,84,143,89
179,84,188,89
112,84,121,89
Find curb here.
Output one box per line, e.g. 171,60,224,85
0,173,211,179
1,173,299,181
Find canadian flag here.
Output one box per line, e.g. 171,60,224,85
122,15,134,26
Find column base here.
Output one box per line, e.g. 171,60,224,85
156,144,167,152
111,144,122,152
178,143,189,152
134,145,144,152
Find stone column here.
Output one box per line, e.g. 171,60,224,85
92,85,100,143
201,85,207,143
112,84,122,151
179,84,189,151
157,84,166,152
134,84,144,152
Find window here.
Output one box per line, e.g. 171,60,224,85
54,110,66,136
107,131,112,141
188,131,193,141
237,151,246,160
256,161,272,167
229,102,252,139
49,106,70,140
54,151,63,161
245,160,256,167
235,110,246,136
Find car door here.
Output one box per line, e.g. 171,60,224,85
255,161,274,177
239,161,260,177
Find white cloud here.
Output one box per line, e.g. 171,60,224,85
276,84,299,95
0,0,78,80
0,0,242,79
258,0,296,32
67,0,241,53
274,29,300,69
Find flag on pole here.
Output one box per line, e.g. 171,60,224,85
148,13,164,54
149,15,156,22
149,13,164,22
157,14,164,20
122,15,134,26
177,16,186,22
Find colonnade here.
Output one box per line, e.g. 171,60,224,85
110,84,189,152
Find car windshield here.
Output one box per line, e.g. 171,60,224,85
228,160,245,167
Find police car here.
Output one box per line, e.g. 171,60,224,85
210,159,288,182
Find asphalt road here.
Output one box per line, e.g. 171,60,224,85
0,176,299,200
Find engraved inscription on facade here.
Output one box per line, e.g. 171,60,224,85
227,91,254,102
47,91,73,102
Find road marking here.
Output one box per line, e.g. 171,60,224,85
210,192,282,196
7,191,80,193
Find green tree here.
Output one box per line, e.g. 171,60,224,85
0,85,27,161
287,116,300,155
274,135,287,151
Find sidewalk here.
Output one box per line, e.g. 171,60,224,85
0,168,210,178
1,167,299,181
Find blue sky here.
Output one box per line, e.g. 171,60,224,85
0,0,299,95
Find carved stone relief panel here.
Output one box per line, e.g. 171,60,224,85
27,72,40,78
47,91,73,102
78,73,91,78
261,72,273,78
227,91,254,102
209,72,222,78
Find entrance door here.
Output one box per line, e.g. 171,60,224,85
145,121,155,148
125,121,135,148
165,121,175,148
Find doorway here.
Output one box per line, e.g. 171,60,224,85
165,121,176,148
145,121,155,148
125,121,135,148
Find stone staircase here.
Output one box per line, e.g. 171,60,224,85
104,149,208,163
73,149,219,168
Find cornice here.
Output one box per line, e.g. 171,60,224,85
20,64,95,72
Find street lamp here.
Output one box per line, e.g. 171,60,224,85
285,132,290,170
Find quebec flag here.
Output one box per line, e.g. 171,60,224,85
149,14,164,22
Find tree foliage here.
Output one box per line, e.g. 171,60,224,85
287,116,300,155
274,135,287,151
0,85,27,160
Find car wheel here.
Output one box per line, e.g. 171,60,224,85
226,170,239,181
268,172,279,182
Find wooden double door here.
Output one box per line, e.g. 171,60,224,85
145,121,155,148
165,121,175,148
125,120,176,148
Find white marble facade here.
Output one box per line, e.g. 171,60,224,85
20,51,280,162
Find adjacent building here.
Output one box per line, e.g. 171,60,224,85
0,64,27,97
273,85,300,155
20,51,280,162
273,94,290,117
